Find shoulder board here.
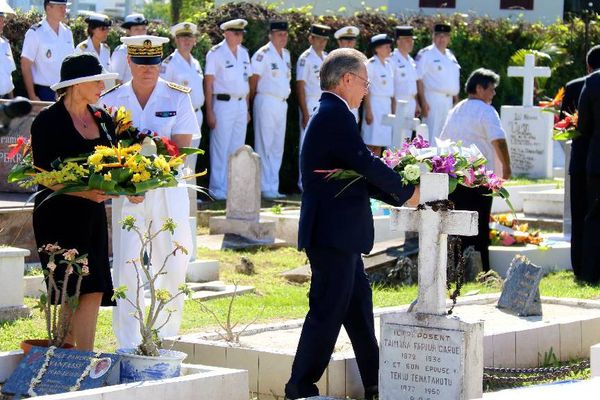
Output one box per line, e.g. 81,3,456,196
260,45,270,53
100,83,122,98
210,43,222,51
30,22,42,31
163,54,173,64
300,49,310,58
102,43,109,49
166,81,191,93
369,58,375,63
78,42,88,50
417,47,429,55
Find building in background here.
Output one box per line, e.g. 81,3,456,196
7,0,146,18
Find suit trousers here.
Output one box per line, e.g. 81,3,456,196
581,175,600,283
285,247,378,399
570,173,587,278
448,185,493,271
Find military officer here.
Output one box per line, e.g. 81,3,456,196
204,19,251,200
250,20,291,199
390,26,419,138
0,11,16,98
296,23,330,190
334,25,359,49
161,21,205,173
74,13,112,70
416,23,460,141
102,35,199,349
21,0,74,101
109,13,148,84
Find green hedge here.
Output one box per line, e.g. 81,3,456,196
4,3,600,193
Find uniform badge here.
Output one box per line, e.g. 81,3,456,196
46,49,52,59
271,63,278,70
155,111,177,118
243,72,248,81
257,54,263,62
299,58,306,67
401,73,406,77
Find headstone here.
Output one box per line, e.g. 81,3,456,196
382,100,420,149
0,100,52,193
2,347,120,396
501,54,555,178
0,246,30,322
208,146,275,243
497,255,542,317
381,173,484,400
463,246,483,282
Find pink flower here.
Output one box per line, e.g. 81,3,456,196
63,249,79,261
81,266,90,275
47,261,56,271
500,232,516,246
463,168,477,186
382,149,401,169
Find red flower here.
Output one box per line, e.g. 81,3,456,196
93,111,102,119
554,116,572,130
7,137,25,160
159,137,180,156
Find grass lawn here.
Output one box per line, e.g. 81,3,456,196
2,245,599,354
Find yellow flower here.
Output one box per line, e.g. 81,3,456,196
103,171,112,181
153,156,171,173
88,153,103,165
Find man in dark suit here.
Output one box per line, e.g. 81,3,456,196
561,47,600,278
284,48,418,400
578,45,600,284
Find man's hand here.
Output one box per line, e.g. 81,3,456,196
126,195,144,204
206,109,216,129
302,114,309,129
365,109,374,125
405,185,420,207
73,189,115,203
420,101,430,118
502,165,512,180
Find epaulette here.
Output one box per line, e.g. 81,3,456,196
163,54,173,64
369,58,375,63
30,22,42,31
259,44,270,53
210,43,222,51
100,83,122,97
78,42,88,50
166,81,191,93
299,49,310,59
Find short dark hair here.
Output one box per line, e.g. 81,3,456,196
587,45,600,70
465,68,500,94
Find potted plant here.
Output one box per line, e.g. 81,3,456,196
111,216,191,383
21,244,88,354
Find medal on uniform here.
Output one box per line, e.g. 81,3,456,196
46,49,52,59
155,111,177,117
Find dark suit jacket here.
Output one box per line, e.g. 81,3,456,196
561,76,588,174
578,70,600,175
298,92,415,254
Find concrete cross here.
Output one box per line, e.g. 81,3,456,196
390,173,478,315
507,53,551,107
382,100,420,149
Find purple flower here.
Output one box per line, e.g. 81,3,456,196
382,149,401,169
431,155,456,176
463,168,477,186
411,134,430,149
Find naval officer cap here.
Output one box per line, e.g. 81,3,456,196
44,0,71,7
310,24,331,38
433,23,452,34
121,13,148,29
85,12,112,28
170,21,197,37
0,1,16,16
369,33,393,48
122,35,169,65
269,20,288,32
220,18,248,32
395,25,415,39
334,26,359,40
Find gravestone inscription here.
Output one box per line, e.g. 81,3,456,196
497,255,542,317
2,347,120,397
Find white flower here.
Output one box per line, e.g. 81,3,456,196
403,164,421,182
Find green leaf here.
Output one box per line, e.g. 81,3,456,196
448,177,458,194
178,147,205,156
88,173,117,192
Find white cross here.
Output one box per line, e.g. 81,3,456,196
390,173,478,315
382,100,420,149
507,53,551,107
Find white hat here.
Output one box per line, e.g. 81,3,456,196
219,18,247,32
334,26,360,40
0,0,16,16
50,53,118,91
121,35,169,65
170,22,197,37
369,33,393,48
121,13,148,29
84,12,111,27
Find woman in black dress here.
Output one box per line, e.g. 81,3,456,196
31,54,120,351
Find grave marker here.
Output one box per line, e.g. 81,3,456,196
497,255,542,317
382,100,420,149
507,54,551,107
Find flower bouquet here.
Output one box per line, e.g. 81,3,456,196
489,214,543,246
552,111,580,141
316,135,512,208
7,106,205,198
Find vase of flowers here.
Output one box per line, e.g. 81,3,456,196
111,217,190,383
20,244,88,354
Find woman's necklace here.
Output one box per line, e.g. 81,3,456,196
74,112,89,129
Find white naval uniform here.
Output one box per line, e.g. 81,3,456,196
74,37,111,69
102,78,199,349
361,56,394,147
390,48,418,139
109,44,131,83
161,49,205,171
251,42,291,195
21,18,74,88
416,44,460,141
0,36,15,96
205,40,251,199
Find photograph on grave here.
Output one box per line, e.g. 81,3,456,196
2,347,120,397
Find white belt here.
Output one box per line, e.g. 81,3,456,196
258,92,288,101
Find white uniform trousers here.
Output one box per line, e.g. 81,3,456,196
112,187,192,349
298,95,320,190
423,91,453,142
396,96,417,144
253,93,288,194
361,95,392,147
208,98,247,199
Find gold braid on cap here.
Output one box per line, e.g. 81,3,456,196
127,39,163,57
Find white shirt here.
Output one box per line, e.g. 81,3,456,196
366,56,394,98
204,40,250,97
440,98,506,168
21,18,74,87
251,42,291,99
390,49,418,99
416,44,460,96
0,36,16,95
160,49,205,110
109,44,131,82
74,37,111,70
101,78,200,139
296,46,326,98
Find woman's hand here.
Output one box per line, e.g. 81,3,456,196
365,109,374,125
405,185,420,207
72,189,115,203
126,195,144,204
